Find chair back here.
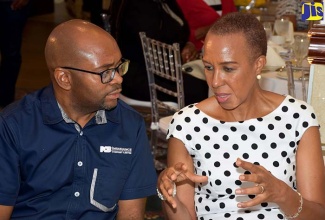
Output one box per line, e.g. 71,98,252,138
139,32,185,129
139,32,185,170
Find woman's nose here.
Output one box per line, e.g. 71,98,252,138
211,70,223,88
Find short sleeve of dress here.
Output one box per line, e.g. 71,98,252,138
284,96,319,142
167,104,201,156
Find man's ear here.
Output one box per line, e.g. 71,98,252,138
54,68,71,90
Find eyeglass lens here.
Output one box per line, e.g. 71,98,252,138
102,61,129,83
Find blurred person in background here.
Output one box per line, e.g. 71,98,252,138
109,0,209,105
204,0,237,16
176,0,220,52
176,0,237,53
0,0,31,109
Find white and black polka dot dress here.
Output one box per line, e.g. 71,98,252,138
167,95,318,220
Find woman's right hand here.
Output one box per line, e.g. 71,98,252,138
157,162,208,209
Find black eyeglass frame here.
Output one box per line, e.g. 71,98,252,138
60,58,130,84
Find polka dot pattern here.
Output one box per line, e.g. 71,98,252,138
167,96,318,219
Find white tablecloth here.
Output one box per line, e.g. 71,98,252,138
259,71,308,101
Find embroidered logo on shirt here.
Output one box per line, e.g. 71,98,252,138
100,146,132,154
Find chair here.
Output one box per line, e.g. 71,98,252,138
139,31,185,170
285,61,310,101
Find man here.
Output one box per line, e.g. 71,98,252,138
0,19,157,219
0,0,31,108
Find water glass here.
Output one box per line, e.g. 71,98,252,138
274,18,290,37
263,22,273,40
293,34,310,67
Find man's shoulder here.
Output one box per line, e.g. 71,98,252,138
0,86,55,121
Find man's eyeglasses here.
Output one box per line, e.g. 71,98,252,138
61,58,130,84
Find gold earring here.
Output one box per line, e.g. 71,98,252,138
256,74,261,80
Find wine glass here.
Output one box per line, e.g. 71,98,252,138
293,34,310,67
293,33,310,102
263,21,273,40
274,18,290,38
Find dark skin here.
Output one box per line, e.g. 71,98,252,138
45,19,124,128
0,19,147,220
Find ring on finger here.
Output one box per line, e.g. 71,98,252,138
256,184,265,194
157,182,176,200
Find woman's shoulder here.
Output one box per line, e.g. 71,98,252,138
283,95,315,112
175,103,199,117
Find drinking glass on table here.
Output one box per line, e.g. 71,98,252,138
263,21,273,40
293,34,310,67
292,33,310,101
274,18,290,38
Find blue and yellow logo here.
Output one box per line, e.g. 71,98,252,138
301,2,324,21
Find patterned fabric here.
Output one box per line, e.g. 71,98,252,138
204,0,237,16
203,0,222,15
276,0,309,31
167,95,318,219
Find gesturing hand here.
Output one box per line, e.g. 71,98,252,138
157,162,208,208
235,158,288,208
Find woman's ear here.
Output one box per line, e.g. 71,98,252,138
255,55,266,74
53,68,71,91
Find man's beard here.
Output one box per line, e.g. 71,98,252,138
99,84,122,110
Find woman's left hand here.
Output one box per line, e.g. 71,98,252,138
235,158,289,208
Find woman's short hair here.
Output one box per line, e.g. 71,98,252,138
209,12,267,61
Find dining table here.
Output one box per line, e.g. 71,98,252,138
259,70,308,101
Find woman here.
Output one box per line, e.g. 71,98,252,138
157,12,325,219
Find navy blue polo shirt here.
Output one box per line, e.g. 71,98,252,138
0,85,157,219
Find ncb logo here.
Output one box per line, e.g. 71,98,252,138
301,2,324,21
